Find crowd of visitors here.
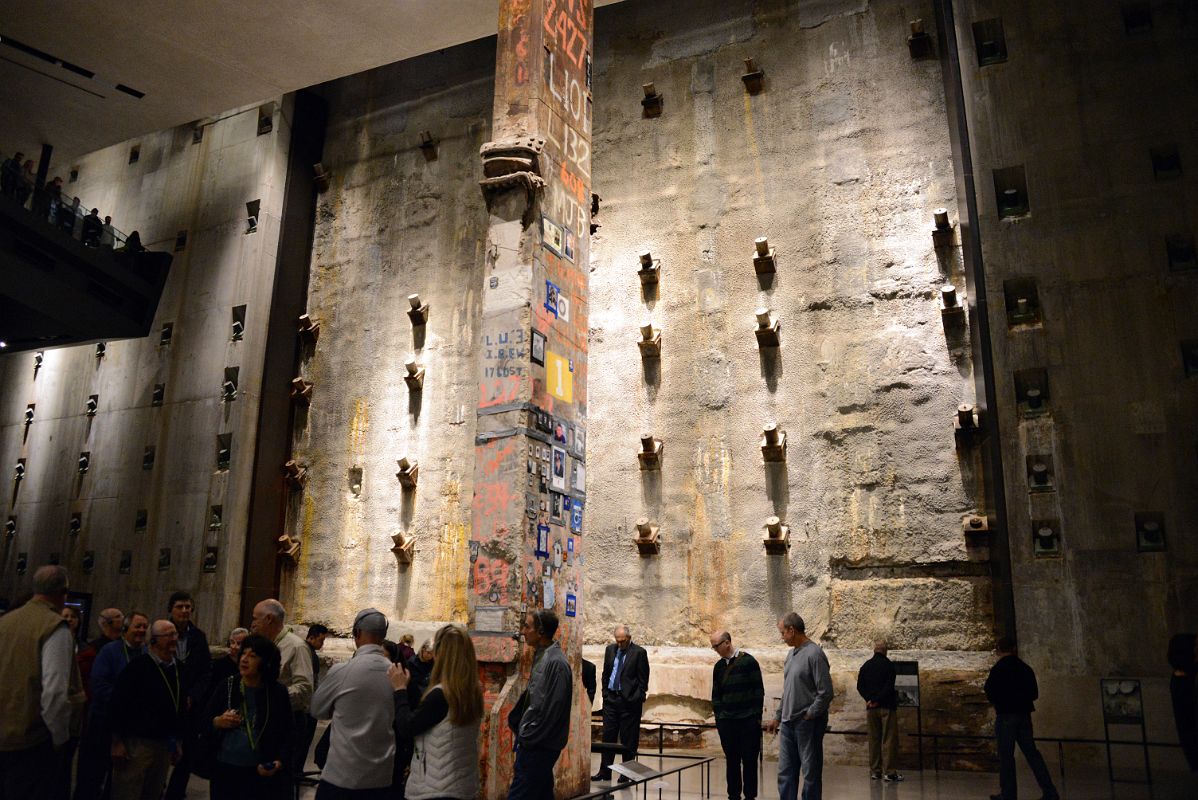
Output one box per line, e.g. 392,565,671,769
2,150,141,252
5,562,1192,800
0,566,576,800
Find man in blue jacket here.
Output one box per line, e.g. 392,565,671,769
508,610,572,799
74,612,148,800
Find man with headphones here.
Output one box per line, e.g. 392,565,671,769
310,608,396,798
508,609,572,799
109,620,186,800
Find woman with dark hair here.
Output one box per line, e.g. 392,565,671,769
1168,633,1198,772
205,634,293,799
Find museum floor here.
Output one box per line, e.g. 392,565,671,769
177,752,1198,799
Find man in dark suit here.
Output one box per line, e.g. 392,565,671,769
592,624,650,782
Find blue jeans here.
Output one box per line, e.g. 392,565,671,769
508,744,561,800
778,717,826,800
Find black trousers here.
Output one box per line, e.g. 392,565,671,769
995,713,1058,800
0,738,57,800
597,696,642,778
716,717,761,800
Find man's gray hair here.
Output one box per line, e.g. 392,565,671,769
261,599,286,623
228,627,249,643
420,639,434,653
33,565,69,595
614,623,631,638
780,612,805,633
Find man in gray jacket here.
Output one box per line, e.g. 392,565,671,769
508,610,572,799
310,609,395,798
763,612,833,800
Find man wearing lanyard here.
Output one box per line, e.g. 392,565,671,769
163,592,210,800
109,620,185,800
75,612,148,800
593,624,650,783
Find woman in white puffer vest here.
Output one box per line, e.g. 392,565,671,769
389,624,483,800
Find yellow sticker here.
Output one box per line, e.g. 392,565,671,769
545,351,573,403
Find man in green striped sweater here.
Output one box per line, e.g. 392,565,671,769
710,630,765,800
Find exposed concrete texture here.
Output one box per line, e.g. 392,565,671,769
0,100,293,634
584,0,980,651
954,0,1198,766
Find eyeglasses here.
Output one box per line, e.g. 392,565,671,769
711,639,730,650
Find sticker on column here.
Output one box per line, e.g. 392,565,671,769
565,593,577,617
542,563,556,608
542,216,566,256
570,500,584,533
567,537,575,565
545,280,560,317
556,293,570,322
551,446,567,491
545,351,573,402
572,462,585,494
535,523,550,559
531,330,546,366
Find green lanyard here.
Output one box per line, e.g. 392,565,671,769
155,660,181,714
240,682,270,753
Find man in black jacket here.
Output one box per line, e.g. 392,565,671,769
983,637,1059,800
856,640,901,782
592,624,650,782
110,620,186,800
163,591,210,800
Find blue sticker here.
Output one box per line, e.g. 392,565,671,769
570,501,583,533
534,524,550,558
565,593,577,617
544,280,560,317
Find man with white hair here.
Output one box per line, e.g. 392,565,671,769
0,565,75,797
593,623,650,782
251,598,314,778
856,639,901,782
109,619,185,800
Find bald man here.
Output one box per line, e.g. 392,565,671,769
110,620,185,800
711,630,765,800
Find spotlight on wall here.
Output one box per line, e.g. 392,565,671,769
85,394,99,417
14,459,26,483
95,342,106,360
24,404,34,426
407,294,430,326
641,82,663,118
1033,520,1061,557
953,403,984,447
152,384,166,406
761,423,787,462
396,457,420,489
941,284,965,325
33,351,44,376
283,459,308,489
297,314,321,345
962,514,991,547
391,531,416,563
638,434,663,470
4,516,16,538
313,163,331,193
221,380,237,402
932,208,954,248
908,19,934,59
277,533,301,561
753,237,777,275
404,358,425,391
290,377,313,407
633,517,661,555
419,131,438,162
754,308,781,348
741,57,765,94
763,515,791,554
246,200,260,234
637,321,661,358
637,251,661,286
69,513,82,536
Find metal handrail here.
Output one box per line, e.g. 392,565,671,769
574,753,715,800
